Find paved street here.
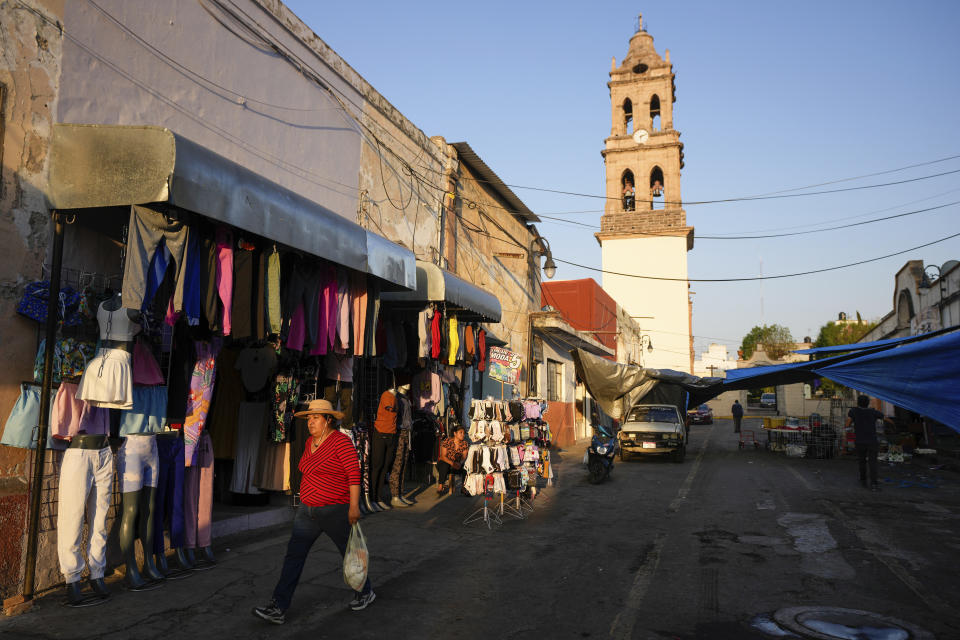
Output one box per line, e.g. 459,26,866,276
3,418,959,639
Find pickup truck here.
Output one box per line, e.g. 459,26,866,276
617,403,687,463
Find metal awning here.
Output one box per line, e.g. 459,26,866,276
46,124,416,290
532,312,615,358
379,260,502,322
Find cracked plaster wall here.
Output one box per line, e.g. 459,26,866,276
0,0,64,601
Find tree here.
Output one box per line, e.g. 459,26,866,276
814,319,876,351
813,317,877,396
740,324,794,361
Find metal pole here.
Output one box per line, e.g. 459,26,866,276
23,210,66,600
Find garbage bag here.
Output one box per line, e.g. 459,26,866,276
343,523,369,591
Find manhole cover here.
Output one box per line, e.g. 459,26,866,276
773,606,934,640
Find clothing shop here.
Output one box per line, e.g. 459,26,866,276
5,124,416,603
357,260,504,511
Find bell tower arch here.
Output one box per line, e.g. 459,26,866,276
597,14,695,372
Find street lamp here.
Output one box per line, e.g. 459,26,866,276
531,236,557,279
641,335,654,352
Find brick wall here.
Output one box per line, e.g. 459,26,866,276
600,207,687,235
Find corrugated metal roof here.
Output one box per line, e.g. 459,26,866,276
451,142,539,222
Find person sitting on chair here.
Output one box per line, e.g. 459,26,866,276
436,425,468,496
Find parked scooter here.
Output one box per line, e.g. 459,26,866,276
587,425,617,484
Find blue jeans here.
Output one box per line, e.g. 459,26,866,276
272,504,371,611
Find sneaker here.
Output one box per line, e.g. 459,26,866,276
376,500,392,510
400,496,415,505
253,600,285,625
350,590,376,611
390,496,410,508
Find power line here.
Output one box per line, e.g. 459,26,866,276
553,230,960,282
536,199,960,239
502,167,960,206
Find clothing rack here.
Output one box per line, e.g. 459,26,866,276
462,475,502,530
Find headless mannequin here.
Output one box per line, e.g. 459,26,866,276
105,293,163,588
63,434,112,606
100,291,141,350
118,435,164,589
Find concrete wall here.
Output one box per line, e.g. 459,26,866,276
603,235,691,371
693,343,739,378
0,0,66,602
454,160,540,385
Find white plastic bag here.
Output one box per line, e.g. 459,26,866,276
343,522,369,591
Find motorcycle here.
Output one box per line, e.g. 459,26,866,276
587,426,617,484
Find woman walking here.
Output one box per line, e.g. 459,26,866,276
253,399,374,625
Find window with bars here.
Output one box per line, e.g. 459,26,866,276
546,359,562,402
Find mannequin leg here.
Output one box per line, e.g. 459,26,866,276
138,487,164,581
119,491,146,589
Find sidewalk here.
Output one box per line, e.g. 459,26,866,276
0,445,579,638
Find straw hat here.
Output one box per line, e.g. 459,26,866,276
294,399,345,420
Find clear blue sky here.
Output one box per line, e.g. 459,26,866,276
286,0,960,356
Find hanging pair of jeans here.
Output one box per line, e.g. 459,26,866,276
121,205,189,313
153,434,185,556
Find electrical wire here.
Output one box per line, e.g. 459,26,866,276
553,230,960,283
535,199,960,239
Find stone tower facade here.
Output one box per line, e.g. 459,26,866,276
596,15,695,372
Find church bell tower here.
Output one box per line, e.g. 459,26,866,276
597,14,695,372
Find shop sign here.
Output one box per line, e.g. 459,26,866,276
487,347,522,385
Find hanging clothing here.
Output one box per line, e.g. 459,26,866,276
184,342,218,466
153,434,185,556
456,322,466,364
265,246,282,335
268,373,300,443
255,438,291,492
411,369,439,412
430,308,443,359
184,431,214,548
165,320,195,424
231,402,266,494
418,307,432,359
182,231,203,326
477,329,487,371
336,268,351,352
464,324,475,365
206,347,244,459
213,228,234,334
283,262,322,349
235,345,278,394
231,240,255,339
350,272,367,356
121,205,189,314
325,353,353,383
447,316,459,366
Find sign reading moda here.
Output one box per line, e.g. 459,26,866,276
487,347,522,386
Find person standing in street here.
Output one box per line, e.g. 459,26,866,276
845,395,890,491
731,399,744,433
253,399,374,625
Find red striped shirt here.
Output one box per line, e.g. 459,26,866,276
298,431,361,507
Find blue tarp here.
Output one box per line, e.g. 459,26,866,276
723,327,960,429
791,326,955,355
817,329,960,428
573,325,960,430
